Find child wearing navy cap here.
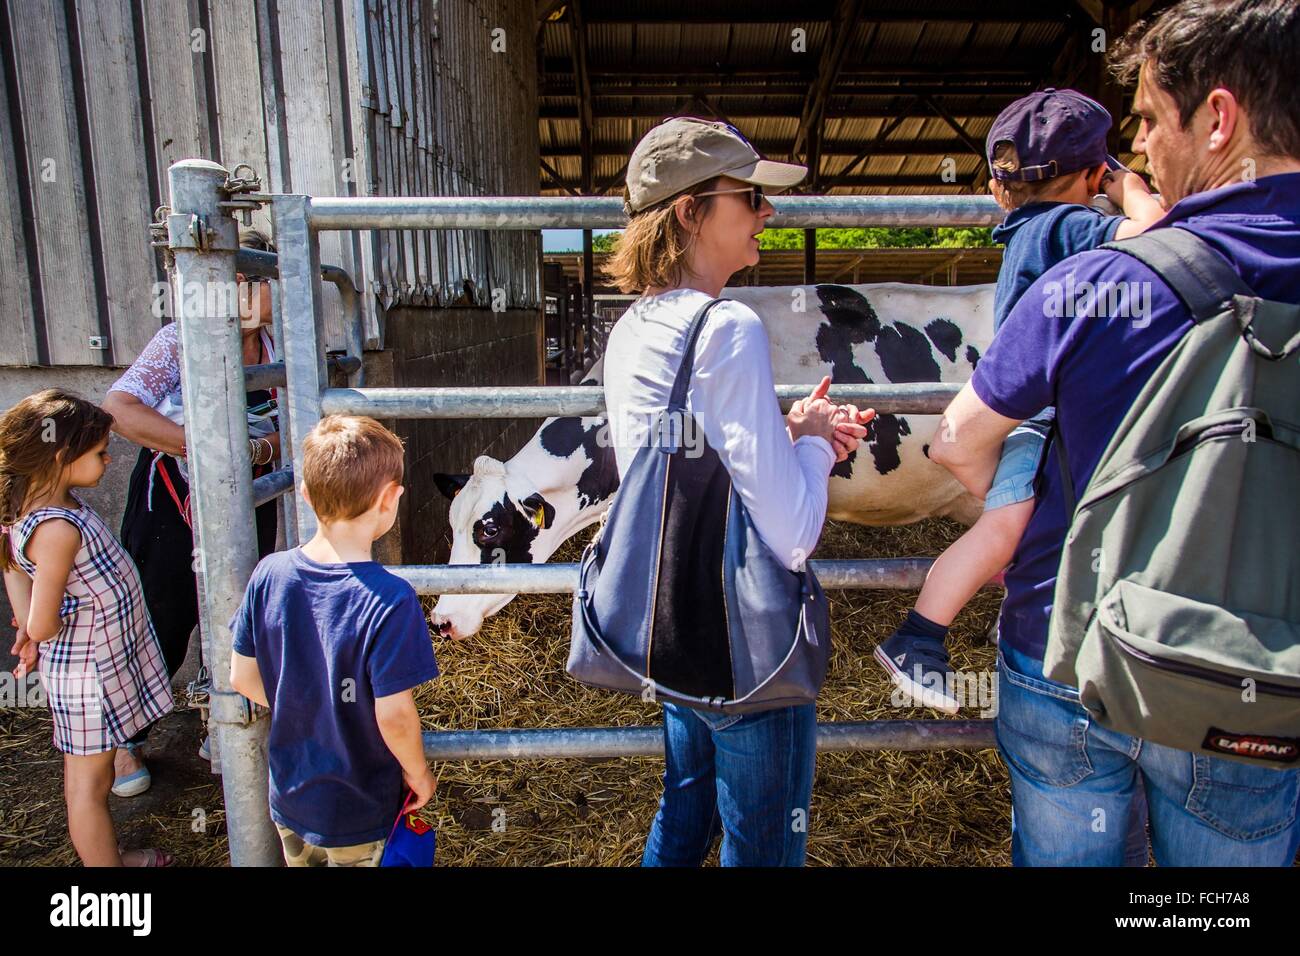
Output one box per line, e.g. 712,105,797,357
230,415,438,866
875,88,1165,713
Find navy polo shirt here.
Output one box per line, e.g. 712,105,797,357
972,172,1300,665
232,548,439,846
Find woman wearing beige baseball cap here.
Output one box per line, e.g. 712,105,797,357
600,117,874,866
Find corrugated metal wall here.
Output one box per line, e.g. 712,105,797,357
360,0,540,312
0,0,540,368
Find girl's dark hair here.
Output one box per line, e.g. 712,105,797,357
0,390,113,571
1110,0,1300,159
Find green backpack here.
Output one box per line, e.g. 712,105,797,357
1044,227,1300,768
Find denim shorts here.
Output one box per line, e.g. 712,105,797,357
984,424,1048,511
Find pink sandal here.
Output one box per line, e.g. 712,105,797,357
119,845,174,867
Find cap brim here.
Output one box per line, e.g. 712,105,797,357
725,158,808,193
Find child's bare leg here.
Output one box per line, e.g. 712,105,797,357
65,751,122,866
915,499,1034,626
114,744,144,778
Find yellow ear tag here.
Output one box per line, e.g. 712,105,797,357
532,508,546,529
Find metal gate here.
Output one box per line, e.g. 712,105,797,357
163,158,1005,864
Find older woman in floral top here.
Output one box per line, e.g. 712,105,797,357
100,227,282,795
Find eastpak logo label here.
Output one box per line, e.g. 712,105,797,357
1202,727,1300,763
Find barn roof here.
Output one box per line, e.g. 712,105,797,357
537,0,1171,197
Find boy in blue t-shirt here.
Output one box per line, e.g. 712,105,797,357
874,89,1165,712
231,415,438,865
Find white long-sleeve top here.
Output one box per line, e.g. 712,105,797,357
602,288,835,571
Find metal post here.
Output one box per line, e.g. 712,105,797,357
319,382,963,419
304,194,1004,231
168,159,279,866
272,195,328,541
268,275,298,549
421,720,996,761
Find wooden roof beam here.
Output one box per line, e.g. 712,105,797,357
542,63,1046,80
575,1,1070,24
542,137,993,160
540,103,1017,119
791,0,865,162
820,103,915,189
542,173,982,191
568,1,594,194
922,95,987,159
539,157,581,196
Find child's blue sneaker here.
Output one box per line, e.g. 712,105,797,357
111,743,151,797
874,627,960,714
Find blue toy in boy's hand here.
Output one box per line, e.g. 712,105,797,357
381,791,436,867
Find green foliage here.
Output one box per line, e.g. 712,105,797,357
757,227,995,249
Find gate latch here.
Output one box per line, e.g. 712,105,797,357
219,163,268,226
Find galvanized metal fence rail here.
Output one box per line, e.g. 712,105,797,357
167,159,1005,865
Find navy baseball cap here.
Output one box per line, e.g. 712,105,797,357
986,89,1112,182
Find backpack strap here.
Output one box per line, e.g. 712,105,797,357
1098,227,1252,323
667,297,728,411
1054,227,1255,519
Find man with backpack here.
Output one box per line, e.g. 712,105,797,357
928,0,1300,865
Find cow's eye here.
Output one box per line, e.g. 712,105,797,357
476,520,499,544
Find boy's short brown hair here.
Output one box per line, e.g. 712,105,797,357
990,142,1084,207
301,415,404,522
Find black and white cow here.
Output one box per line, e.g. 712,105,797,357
432,282,995,638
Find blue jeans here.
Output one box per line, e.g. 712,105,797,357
643,701,816,866
997,643,1300,866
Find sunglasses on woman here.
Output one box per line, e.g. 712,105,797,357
690,184,767,212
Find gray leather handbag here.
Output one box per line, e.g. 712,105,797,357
568,297,832,714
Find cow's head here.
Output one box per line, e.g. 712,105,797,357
431,454,570,639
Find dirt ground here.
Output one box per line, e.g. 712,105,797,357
1,517,1022,867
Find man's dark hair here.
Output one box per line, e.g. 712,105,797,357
1110,0,1300,158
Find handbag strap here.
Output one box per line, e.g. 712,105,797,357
666,297,729,412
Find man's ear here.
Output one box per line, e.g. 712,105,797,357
434,472,470,500
518,492,555,530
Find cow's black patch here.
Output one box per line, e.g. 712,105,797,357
876,322,942,384
539,416,586,457
866,414,911,475
830,449,856,480
814,284,881,384
811,285,931,479
539,416,621,509
474,496,541,564
924,318,963,363
965,344,980,369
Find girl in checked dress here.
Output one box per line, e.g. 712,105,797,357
1,390,174,866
